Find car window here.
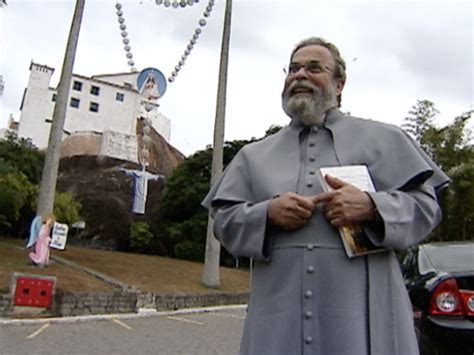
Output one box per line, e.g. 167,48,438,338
418,248,434,275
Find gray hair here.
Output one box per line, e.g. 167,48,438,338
290,37,346,106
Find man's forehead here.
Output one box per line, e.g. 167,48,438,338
291,44,333,63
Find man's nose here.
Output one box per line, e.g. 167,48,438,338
292,66,309,79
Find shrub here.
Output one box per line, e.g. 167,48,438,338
54,192,82,225
175,240,204,262
129,222,153,252
0,172,37,234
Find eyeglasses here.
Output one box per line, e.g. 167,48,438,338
284,60,333,75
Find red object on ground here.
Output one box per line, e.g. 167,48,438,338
13,276,54,307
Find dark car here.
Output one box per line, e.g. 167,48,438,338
401,242,474,355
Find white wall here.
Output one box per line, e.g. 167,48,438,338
17,63,55,149
17,63,171,153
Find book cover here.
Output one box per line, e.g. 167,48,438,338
318,165,385,258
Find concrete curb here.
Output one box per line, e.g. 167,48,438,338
0,304,247,326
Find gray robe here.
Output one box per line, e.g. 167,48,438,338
203,109,449,355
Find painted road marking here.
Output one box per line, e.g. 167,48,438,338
26,323,50,339
112,318,132,330
166,316,204,325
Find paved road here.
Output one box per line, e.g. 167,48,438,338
0,306,246,355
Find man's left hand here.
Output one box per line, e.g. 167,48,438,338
312,175,377,227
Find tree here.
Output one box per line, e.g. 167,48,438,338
0,132,82,237
445,162,474,241
0,131,44,184
0,132,43,237
160,138,256,264
402,99,439,156
403,100,473,242
0,171,37,236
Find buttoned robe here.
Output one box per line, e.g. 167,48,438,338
202,109,449,355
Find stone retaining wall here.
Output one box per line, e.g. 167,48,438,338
0,291,249,318
0,293,11,314
55,291,138,316
154,292,249,311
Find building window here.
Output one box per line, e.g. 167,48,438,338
70,97,80,108
73,80,83,91
89,102,99,113
116,92,124,102
90,85,100,96
52,93,57,102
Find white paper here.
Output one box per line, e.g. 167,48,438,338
319,165,375,192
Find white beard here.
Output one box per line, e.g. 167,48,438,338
282,81,336,126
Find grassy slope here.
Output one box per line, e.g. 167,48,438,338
0,238,249,294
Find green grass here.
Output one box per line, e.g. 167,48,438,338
0,238,249,294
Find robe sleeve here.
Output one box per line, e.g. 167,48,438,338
364,183,441,250
211,200,273,262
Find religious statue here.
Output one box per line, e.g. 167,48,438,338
120,166,165,214
26,214,55,267
140,73,161,101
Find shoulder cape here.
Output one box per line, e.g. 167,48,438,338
203,109,449,208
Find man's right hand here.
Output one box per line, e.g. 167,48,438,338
267,192,317,231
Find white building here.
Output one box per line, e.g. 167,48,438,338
17,62,171,156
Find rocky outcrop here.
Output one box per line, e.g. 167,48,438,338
56,126,185,250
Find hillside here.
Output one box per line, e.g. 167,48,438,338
0,238,250,294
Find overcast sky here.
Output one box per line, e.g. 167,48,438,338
1,0,472,156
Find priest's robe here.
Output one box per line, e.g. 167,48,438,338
203,109,449,355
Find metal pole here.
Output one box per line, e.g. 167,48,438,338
202,0,233,288
36,0,85,216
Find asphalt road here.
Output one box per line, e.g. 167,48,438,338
0,306,246,355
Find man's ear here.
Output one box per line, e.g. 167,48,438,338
335,79,345,95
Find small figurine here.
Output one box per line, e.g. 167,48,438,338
26,214,55,267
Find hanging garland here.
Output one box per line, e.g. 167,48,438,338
113,0,215,170
115,0,215,83
155,0,199,8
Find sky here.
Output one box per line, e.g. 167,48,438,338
0,0,472,156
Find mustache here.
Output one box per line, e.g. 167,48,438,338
283,80,319,97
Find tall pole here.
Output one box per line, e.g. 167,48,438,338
36,0,85,216
202,0,232,288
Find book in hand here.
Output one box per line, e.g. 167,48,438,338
318,165,385,258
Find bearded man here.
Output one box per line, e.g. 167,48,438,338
203,37,449,355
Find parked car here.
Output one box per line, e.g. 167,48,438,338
401,242,474,355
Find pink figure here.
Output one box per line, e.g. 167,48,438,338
28,215,54,267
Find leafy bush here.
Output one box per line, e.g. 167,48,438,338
175,241,203,262
164,213,208,261
0,172,37,233
54,192,82,225
0,133,84,236
129,222,153,252
0,132,44,184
